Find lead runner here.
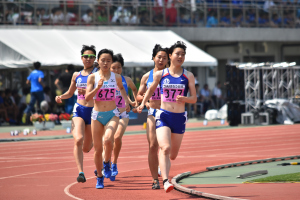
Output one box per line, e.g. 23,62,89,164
137,41,197,193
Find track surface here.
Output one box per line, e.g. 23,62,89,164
0,123,299,200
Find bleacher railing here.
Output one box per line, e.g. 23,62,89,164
0,1,299,28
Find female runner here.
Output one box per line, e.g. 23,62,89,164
55,45,98,183
136,44,169,189
85,49,129,189
137,41,197,193
109,53,138,180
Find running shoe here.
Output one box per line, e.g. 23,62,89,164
96,176,104,189
158,166,161,177
103,161,111,178
111,163,118,177
77,173,86,183
163,180,174,193
152,180,160,189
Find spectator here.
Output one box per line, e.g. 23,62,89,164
270,13,282,27
4,88,18,123
55,64,75,114
284,11,295,27
82,9,93,24
50,7,64,24
22,62,45,124
220,12,231,27
96,9,108,24
200,83,214,114
206,11,218,27
0,90,9,122
212,81,225,109
245,8,256,27
259,12,270,27
18,87,30,119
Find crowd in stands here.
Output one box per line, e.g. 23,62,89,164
0,0,299,27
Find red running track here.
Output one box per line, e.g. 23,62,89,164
0,124,299,200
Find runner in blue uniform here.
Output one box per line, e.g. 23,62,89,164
55,45,98,183
136,44,169,189
109,54,138,180
85,49,129,189
137,41,197,193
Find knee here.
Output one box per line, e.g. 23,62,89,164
114,136,122,146
160,145,171,155
149,143,159,153
74,137,84,147
82,144,92,153
103,138,113,147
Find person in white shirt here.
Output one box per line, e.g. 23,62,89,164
200,83,213,114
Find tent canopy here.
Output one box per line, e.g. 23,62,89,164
0,29,217,69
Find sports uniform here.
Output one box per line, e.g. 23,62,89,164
73,67,98,124
115,75,129,119
155,68,188,134
91,72,120,125
147,69,161,117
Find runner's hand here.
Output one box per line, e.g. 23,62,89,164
176,95,184,104
137,103,144,113
55,96,62,104
97,77,104,89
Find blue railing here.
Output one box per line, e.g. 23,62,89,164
0,1,299,28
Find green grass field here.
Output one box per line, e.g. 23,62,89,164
249,172,300,183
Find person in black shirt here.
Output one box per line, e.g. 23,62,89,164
55,64,75,114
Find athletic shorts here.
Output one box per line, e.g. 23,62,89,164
155,109,187,134
72,103,93,125
91,108,120,126
119,111,129,119
148,107,157,117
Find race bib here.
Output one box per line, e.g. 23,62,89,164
162,84,185,102
150,85,161,100
95,81,115,101
115,88,125,108
76,82,87,100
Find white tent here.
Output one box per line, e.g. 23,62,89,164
0,29,217,69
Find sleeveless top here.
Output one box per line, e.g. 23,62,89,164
146,69,161,100
160,68,189,103
93,72,117,101
115,75,128,108
75,67,98,100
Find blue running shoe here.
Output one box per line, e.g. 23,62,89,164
111,163,118,177
96,176,104,189
110,175,116,181
94,169,97,176
103,161,111,178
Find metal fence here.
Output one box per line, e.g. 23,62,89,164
0,1,300,28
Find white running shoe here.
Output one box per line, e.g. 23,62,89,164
158,166,161,177
163,180,174,193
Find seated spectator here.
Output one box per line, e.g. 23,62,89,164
245,8,256,27
284,11,295,28
19,87,30,118
50,7,64,24
0,90,9,122
232,12,243,27
4,88,18,123
270,13,282,27
96,9,108,24
82,9,93,24
38,8,50,25
212,81,225,109
206,11,218,27
258,12,269,27
200,84,214,114
219,12,231,27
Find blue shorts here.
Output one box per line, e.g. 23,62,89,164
148,107,157,117
119,111,129,119
91,108,120,126
155,109,187,134
72,103,93,125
